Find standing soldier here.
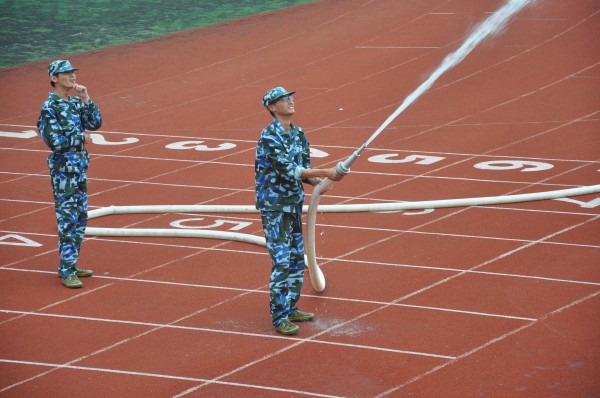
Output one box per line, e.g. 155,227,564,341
255,87,344,335
37,60,102,289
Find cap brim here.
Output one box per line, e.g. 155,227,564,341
57,68,79,74
269,91,296,105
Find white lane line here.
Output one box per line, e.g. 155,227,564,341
0,359,344,397
6,128,600,165
319,224,600,250
2,231,598,286
328,258,600,287
2,194,600,219
0,268,538,321
356,45,441,49
0,309,456,360
3,168,595,192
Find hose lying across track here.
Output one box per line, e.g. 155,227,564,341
87,184,600,292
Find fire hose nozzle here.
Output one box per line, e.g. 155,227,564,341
335,144,366,176
335,161,350,176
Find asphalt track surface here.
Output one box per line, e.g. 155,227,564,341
1,0,599,396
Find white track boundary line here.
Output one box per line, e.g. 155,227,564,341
318,224,600,249
4,120,599,138
5,204,600,248
4,144,600,166
3,194,600,220
2,231,598,287
0,269,536,322
356,45,441,49
2,168,592,191
0,309,456,360
330,258,600,287
0,359,343,398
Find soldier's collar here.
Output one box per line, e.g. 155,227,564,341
272,118,297,134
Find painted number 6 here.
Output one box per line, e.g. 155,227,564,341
474,160,553,172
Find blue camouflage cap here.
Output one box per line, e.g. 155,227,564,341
48,60,79,76
262,87,295,108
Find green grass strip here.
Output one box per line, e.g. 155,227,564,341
0,0,318,69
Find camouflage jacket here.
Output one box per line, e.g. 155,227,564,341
255,119,312,212
37,92,102,173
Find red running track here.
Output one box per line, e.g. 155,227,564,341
1,0,599,396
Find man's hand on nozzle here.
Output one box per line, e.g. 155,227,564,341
326,167,344,181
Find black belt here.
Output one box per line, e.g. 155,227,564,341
55,143,84,153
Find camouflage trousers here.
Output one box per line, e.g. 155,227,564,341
260,210,305,326
50,170,88,278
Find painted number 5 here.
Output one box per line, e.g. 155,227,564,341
368,154,445,165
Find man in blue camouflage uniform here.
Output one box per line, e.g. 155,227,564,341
37,60,102,289
256,87,343,335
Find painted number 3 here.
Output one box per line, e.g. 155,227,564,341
165,141,236,151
